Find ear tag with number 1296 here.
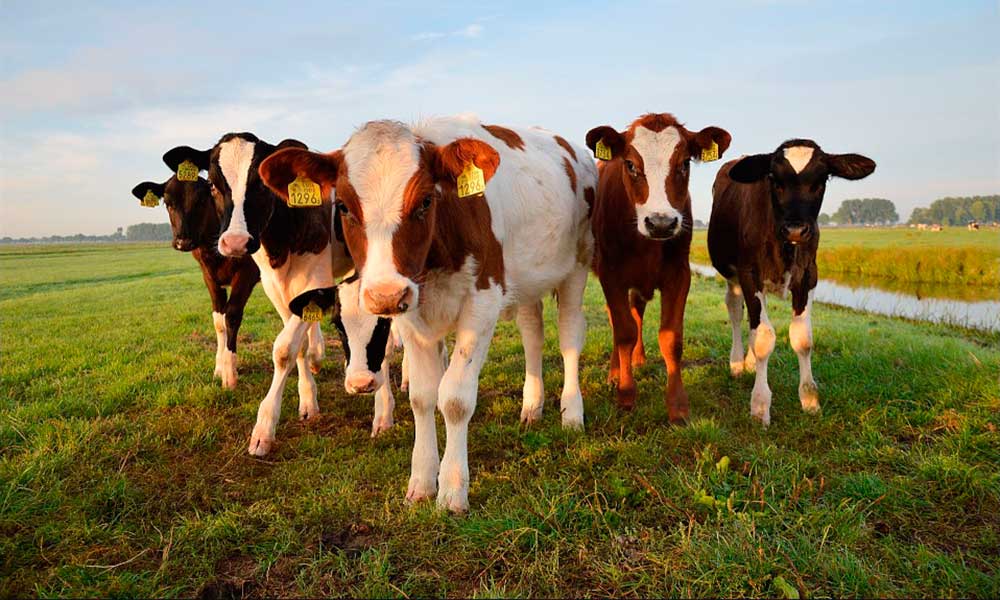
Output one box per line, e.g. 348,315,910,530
288,176,322,207
456,163,485,198
142,190,160,207
594,139,612,161
701,141,719,162
301,301,323,323
177,160,199,181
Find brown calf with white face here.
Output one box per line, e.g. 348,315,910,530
586,113,731,422
131,175,259,388
708,139,875,425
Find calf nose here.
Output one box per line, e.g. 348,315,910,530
782,223,812,244
363,282,413,316
643,214,680,239
218,231,251,256
345,371,377,394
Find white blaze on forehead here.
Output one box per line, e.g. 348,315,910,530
783,146,815,174
630,125,683,233
218,137,257,235
343,121,422,289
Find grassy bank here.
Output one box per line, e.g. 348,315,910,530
690,227,1000,287
2,244,998,597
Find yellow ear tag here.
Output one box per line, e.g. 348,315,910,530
142,190,160,207
177,160,199,181
701,141,719,162
301,301,323,323
288,176,322,207
594,139,612,161
456,162,485,198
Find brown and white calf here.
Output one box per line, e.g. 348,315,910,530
164,133,355,455
585,113,731,422
260,116,596,511
708,139,875,424
131,175,260,388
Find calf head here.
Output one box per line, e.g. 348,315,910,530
131,176,217,252
728,139,876,245
586,113,731,240
164,134,308,258
331,277,393,394
259,120,500,316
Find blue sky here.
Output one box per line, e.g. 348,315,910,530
1,0,997,237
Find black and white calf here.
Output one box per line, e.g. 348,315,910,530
708,139,875,424
164,133,351,455
131,174,260,388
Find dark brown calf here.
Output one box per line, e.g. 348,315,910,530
131,175,259,388
585,113,731,422
708,139,875,425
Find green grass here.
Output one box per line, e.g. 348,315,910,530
690,227,1000,287
2,243,999,597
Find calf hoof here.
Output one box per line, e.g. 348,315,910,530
607,367,620,384
750,389,771,427
729,360,745,377
520,404,543,425
220,370,238,390
436,482,469,514
743,351,757,373
370,415,394,437
632,352,647,368
299,399,321,421
616,387,637,411
405,478,436,504
800,382,821,414
248,431,274,456
400,380,409,393
668,406,690,426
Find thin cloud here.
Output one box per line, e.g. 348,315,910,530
411,22,484,42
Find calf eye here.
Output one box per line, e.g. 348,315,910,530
624,159,638,177
413,195,433,220
337,202,356,223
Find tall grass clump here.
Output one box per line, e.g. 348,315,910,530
818,246,999,286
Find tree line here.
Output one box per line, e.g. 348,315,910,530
907,195,999,225
0,223,173,244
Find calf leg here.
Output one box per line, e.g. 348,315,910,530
790,289,819,414
745,289,775,426
249,316,310,455
221,272,254,390
659,268,691,424
437,288,501,512
402,332,445,503
605,304,620,383
557,265,588,429
725,279,747,376
212,312,228,380
296,346,320,421
629,290,648,367
601,280,638,409
371,336,395,437
305,323,324,375
516,300,546,425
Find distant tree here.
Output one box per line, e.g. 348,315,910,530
818,213,831,226
832,198,898,225
126,222,172,241
907,195,1000,225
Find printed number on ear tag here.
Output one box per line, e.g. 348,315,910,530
301,301,323,323
142,190,160,207
701,141,719,162
594,139,612,161
456,163,485,198
177,160,199,181
288,176,322,207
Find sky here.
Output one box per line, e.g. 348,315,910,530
1,0,997,237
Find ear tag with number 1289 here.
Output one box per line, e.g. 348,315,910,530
301,301,323,323
594,139,612,161
701,141,719,162
177,160,199,181
288,176,322,207
456,163,485,198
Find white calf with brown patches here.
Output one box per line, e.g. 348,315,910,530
260,115,595,512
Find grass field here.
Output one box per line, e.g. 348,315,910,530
690,226,1000,288
2,243,999,597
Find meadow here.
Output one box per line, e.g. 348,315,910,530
690,226,1000,288
1,242,998,597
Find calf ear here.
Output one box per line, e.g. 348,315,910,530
827,153,876,180
690,126,732,161
163,146,211,173
728,153,772,183
433,138,501,184
585,126,626,160
276,138,308,151
259,148,341,202
131,181,165,201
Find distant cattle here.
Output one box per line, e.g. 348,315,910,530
967,221,980,231
260,116,596,512
164,134,352,455
585,113,731,422
708,139,875,424
131,174,259,388
929,224,943,231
